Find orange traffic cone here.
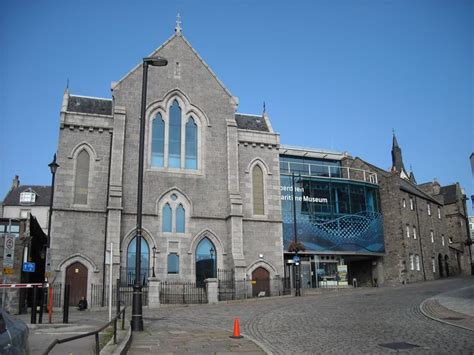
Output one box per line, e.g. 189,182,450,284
230,317,243,339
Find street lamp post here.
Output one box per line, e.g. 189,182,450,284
291,173,301,297
210,248,215,277
152,246,156,278
40,154,59,324
132,56,168,332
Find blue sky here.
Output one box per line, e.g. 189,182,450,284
1,0,472,211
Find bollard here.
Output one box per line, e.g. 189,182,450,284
116,278,120,319
38,284,45,324
31,286,37,324
63,284,70,324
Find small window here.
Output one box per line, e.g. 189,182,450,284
448,237,453,244
409,197,414,210
413,226,417,239
430,230,434,243
437,207,441,219
162,203,172,232
20,192,36,204
432,257,436,273
441,235,445,246
415,254,420,271
406,225,410,238
0,223,20,238
409,254,414,270
167,253,179,274
402,198,406,208
427,203,431,216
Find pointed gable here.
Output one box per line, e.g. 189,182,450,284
114,32,237,106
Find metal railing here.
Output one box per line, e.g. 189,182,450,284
159,281,207,304
42,306,127,355
280,161,378,184
90,283,148,308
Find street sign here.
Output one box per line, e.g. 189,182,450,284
3,235,15,268
3,268,13,275
22,262,36,273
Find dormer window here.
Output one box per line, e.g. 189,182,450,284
20,191,36,204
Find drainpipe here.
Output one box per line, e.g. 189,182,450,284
101,132,113,307
413,196,427,281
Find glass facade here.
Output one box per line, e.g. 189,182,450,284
280,155,384,254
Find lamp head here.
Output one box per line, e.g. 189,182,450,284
48,154,59,174
144,56,168,67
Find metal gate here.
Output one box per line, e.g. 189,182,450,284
218,269,235,301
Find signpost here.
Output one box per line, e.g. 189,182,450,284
3,235,15,269
23,262,36,273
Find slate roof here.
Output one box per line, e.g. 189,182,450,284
2,186,51,206
235,114,269,132
399,179,441,205
67,95,112,116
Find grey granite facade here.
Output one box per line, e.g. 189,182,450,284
50,30,284,301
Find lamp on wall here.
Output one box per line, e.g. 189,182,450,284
132,56,168,332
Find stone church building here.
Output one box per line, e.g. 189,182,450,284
50,24,283,303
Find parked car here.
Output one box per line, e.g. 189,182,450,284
0,309,29,354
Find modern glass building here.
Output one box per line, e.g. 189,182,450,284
280,146,384,288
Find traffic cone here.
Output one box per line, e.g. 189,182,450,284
230,317,243,339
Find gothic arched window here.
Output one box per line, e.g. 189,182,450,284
195,238,216,286
151,113,164,167
168,100,181,168
176,204,185,233
162,203,172,232
127,237,150,285
74,149,90,205
252,165,264,215
185,117,198,169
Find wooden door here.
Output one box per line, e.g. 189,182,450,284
66,262,88,306
252,267,270,297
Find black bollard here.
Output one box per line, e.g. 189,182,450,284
31,286,37,324
38,283,46,324
63,284,70,324
116,278,120,319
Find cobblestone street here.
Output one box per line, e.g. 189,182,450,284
131,277,474,354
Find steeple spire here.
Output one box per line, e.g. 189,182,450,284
392,129,399,149
175,13,182,35
391,130,406,175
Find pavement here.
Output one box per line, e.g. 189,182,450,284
15,276,474,354
420,285,474,332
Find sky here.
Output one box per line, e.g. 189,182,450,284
1,0,473,212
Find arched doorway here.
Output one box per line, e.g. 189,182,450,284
195,238,216,287
127,237,150,285
252,267,270,297
66,262,88,306
444,255,449,277
438,254,444,278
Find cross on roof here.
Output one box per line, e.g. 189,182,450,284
175,13,182,34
